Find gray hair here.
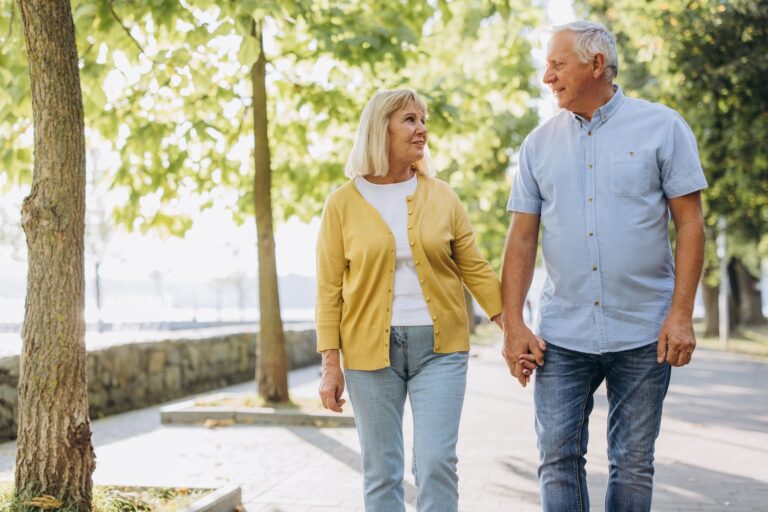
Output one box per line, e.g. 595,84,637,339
552,21,618,80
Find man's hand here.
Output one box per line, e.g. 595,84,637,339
319,350,346,412
657,311,696,367
502,323,546,387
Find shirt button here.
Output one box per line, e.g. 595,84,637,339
592,265,598,271
587,164,593,169
587,197,593,202
435,330,440,335
407,197,413,201
432,316,437,321
410,241,415,246
588,231,594,237
408,211,413,215
426,297,431,302
385,328,390,333
594,300,600,307
408,225,412,230
588,131,592,136
415,261,420,265
420,279,425,284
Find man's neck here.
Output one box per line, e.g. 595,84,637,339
574,83,616,121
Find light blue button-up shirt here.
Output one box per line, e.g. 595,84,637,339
508,87,707,354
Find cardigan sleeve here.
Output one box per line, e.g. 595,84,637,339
450,192,503,319
315,196,346,351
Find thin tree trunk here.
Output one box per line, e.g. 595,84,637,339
702,282,719,337
15,0,95,507
251,23,289,402
733,258,764,326
727,259,740,330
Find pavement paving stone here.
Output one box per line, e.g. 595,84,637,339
0,340,766,511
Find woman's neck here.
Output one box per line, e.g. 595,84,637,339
363,166,415,184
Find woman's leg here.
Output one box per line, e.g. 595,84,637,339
405,325,468,512
345,329,408,512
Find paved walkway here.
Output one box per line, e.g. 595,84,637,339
1,340,766,511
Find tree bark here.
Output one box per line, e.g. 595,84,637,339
15,0,95,508
251,23,289,402
733,257,765,326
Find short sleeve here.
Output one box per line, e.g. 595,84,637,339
659,113,708,198
507,136,542,213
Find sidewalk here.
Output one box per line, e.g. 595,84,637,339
1,340,766,511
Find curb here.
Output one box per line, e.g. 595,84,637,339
160,396,356,428
183,485,241,512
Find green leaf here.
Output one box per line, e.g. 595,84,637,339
237,35,261,68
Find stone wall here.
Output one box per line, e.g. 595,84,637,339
0,328,319,442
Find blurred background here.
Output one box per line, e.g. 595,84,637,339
1,0,766,356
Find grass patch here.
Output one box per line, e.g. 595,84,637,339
695,321,768,360
0,482,211,512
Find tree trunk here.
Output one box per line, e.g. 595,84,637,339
464,288,476,334
15,0,95,508
733,257,765,326
727,259,741,330
251,23,289,402
702,281,719,337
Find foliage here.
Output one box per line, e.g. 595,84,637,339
1,0,543,269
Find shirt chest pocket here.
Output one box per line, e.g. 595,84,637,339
610,149,653,196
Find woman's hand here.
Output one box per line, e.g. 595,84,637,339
319,349,346,413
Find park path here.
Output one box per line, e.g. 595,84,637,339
0,340,766,511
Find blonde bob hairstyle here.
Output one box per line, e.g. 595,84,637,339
344,89,435,178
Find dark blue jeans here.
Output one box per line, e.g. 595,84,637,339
534,341,671,512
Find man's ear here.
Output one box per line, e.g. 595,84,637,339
592,53,606,78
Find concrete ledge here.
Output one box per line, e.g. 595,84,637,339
184,485,242,512
161,394,355,428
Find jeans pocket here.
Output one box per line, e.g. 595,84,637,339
610,149,652,196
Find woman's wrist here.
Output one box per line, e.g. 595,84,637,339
321,349,341,370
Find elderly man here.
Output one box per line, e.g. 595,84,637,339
501,21,706,512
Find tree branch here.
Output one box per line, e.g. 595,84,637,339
108,1,148,57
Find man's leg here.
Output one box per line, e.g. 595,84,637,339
345,329,408,512
603,342,671,512
534,343,603,512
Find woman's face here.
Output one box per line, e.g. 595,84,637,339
387,102,427,168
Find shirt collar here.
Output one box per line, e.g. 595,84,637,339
571,84,625,127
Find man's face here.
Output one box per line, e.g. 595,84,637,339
543,31,599,116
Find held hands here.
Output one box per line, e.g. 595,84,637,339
657,311,696,367
319,350,346,413
502,322,546,387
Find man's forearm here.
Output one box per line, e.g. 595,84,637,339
669,220,705,317
501,233,538,327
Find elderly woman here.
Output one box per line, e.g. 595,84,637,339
315,89,534,511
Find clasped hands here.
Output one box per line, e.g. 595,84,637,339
500,320,546,387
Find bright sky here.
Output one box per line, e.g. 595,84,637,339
0,1,575,283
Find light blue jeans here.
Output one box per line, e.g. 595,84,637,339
534,341,671,512
345,325,468,512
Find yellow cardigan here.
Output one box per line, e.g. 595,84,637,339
315,174,502,370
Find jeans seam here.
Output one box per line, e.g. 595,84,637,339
574,376,592,512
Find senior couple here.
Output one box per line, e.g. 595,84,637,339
315,21,706,512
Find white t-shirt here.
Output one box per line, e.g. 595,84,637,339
354,175,432,326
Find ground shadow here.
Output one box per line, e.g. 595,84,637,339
287,426,419,507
